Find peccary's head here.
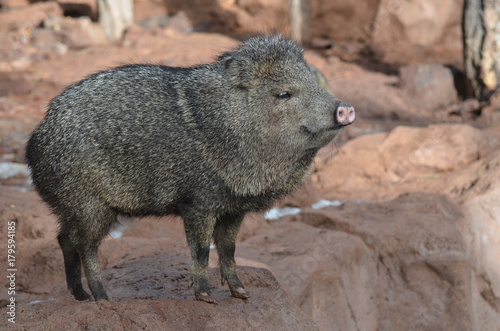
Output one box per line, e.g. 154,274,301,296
202,35,354,196
221,35,352,149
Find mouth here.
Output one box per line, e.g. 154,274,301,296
300,122,352,136
300,122,351,150
326,121,354,131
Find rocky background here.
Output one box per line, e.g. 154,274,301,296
1,0,500,330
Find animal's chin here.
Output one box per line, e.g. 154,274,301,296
300,125,344,150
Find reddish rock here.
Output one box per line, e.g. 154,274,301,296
311,0,379,42
399,63,458,111
53,16,106,49
379,124,482,181
0,0,29,9
6,259,317,330
311,124,492,202
165,11,193,35
239,193,473,330
0,73,33,96
0,1,63,31
372,0,463,62
134,0,167,22
165,0,289,35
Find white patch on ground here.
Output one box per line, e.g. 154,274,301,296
6,186,30,192
311,199,343,209
0,162,29,179
265,199,344,220
29,298,56,305
264,207,301,220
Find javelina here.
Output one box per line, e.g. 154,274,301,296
26,35,355,303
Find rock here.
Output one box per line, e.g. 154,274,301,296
0,0,29,9
359,43,385,60
0,1,63,31
162,0,463,64
447,98,482,118
311,132,387,201
165,0,289,34
51,16,107,49
239,193,475,330
157,0,464,64
312,124,488,200
32,28,69,55
5,250,317,330
310,38,332,49
139,11,193,34
0,187,57,242
379,124,482,181
490,92,500,112
165,11,193,35
399,63,458,111
458,162,500,327
0,58,33,72
0,162,30,189
311,0,380,42
372,0,463,52
433,148,500,329
134,0,167,22
304,123,500,329
137,14,170,28
0,73,33,96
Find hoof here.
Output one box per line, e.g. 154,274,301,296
195,292,218,305
71,288,91,301
230,287,250,299
92,293,109,301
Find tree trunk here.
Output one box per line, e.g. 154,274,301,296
290,0,312,47
98,0,133,41
462,0,500,100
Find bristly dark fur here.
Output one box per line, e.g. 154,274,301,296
25,34,345,302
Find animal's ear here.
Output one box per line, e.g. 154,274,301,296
224,56,252,89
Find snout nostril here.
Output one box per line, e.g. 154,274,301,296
348,107,355,122
337,108,345,120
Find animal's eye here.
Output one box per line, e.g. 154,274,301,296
276,91,291,99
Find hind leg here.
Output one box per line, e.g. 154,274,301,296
62,203,116,301
79,244,108,300
77,205,116,301
57,230,90,300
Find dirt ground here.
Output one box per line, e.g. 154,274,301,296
2,1,500,330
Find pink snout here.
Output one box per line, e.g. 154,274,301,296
335,102,355,126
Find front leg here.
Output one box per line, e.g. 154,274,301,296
182,209,218,304
214,214,249,299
